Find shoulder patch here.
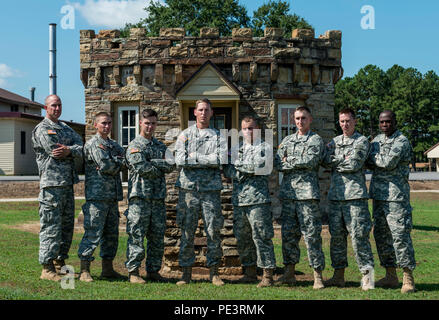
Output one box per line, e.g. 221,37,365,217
130,148,140,154
47,130,57,135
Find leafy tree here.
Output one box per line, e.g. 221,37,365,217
119,0,311,37
251,0,312,37
140,0,251,36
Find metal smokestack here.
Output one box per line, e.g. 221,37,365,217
30,87,35,101
49,23,57,95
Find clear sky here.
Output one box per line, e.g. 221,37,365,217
1,0,438,123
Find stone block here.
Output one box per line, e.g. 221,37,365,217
227,47,246,58
151,39,171,47
198,47,223,57
232,28,253,39
292,29,315,39
121,50,138,59
130,28,145,38
264,27,284,38
169,46,188,57
200,27,219,38
80,30,95,39
327,48,342,60
159,28,185,38
273,47,301,58
97,29,120,39
321,30,342,40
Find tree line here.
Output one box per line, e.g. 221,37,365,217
120,0,311,37
335,64,439,163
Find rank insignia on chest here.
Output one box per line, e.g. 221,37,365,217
47,130,57,135
98,144,106,150
130,148,140,154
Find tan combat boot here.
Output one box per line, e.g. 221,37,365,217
325,268,345,287
361,270,375,291
40,260,62,282
146,271,166,282
401,268,416,293
239,266,258,283
101,259,124,279
210,265,225,286
176,266,192,286
79,260,93,282
53,259,66,275
313,269,324,290
375,267,399,288
257,269,274,288
129,268,146,284
277,264,296,285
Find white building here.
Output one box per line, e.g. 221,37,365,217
424,142,439,172
0,88,84,175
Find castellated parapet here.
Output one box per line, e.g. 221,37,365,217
79,27,342,275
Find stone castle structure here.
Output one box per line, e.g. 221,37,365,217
79,27,342,275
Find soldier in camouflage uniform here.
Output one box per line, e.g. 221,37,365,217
367,110,416,293
224,115,276,288
77,112,125,282
125,109,174,284
323,108,374,291
31,95,83,281
275,106,325,290
175,98,227,286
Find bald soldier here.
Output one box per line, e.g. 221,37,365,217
32,95,83,281
368,110,416,293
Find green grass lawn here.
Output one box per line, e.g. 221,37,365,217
0,195,438,300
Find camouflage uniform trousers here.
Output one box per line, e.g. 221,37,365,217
328,199,374,272
233,203,276,269
372,200,416,270
38,186,75,265
125,197,166,273
281,200,325,271
77,200,120,262
177,190,224,267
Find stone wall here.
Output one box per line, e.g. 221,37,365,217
79,27,342,274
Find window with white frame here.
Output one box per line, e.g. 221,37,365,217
118,106,139,148
278,104,299,144
278,104,300,184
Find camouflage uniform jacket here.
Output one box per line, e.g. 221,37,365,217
324,132,369,200
32,117,83,189
84,133,125,201
126,135,174,200
368,130,412,202
175,124,227,191
224,140,272,206
275,130,324,200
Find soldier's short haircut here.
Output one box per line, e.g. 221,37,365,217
44,94,61,106
141,108,158,119
339,107,356,118
380,109,397,122
295,106,312,116
195,98,212,109
94,111,112,122
241,113,261,127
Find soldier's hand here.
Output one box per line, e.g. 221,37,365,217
52,143,71,158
